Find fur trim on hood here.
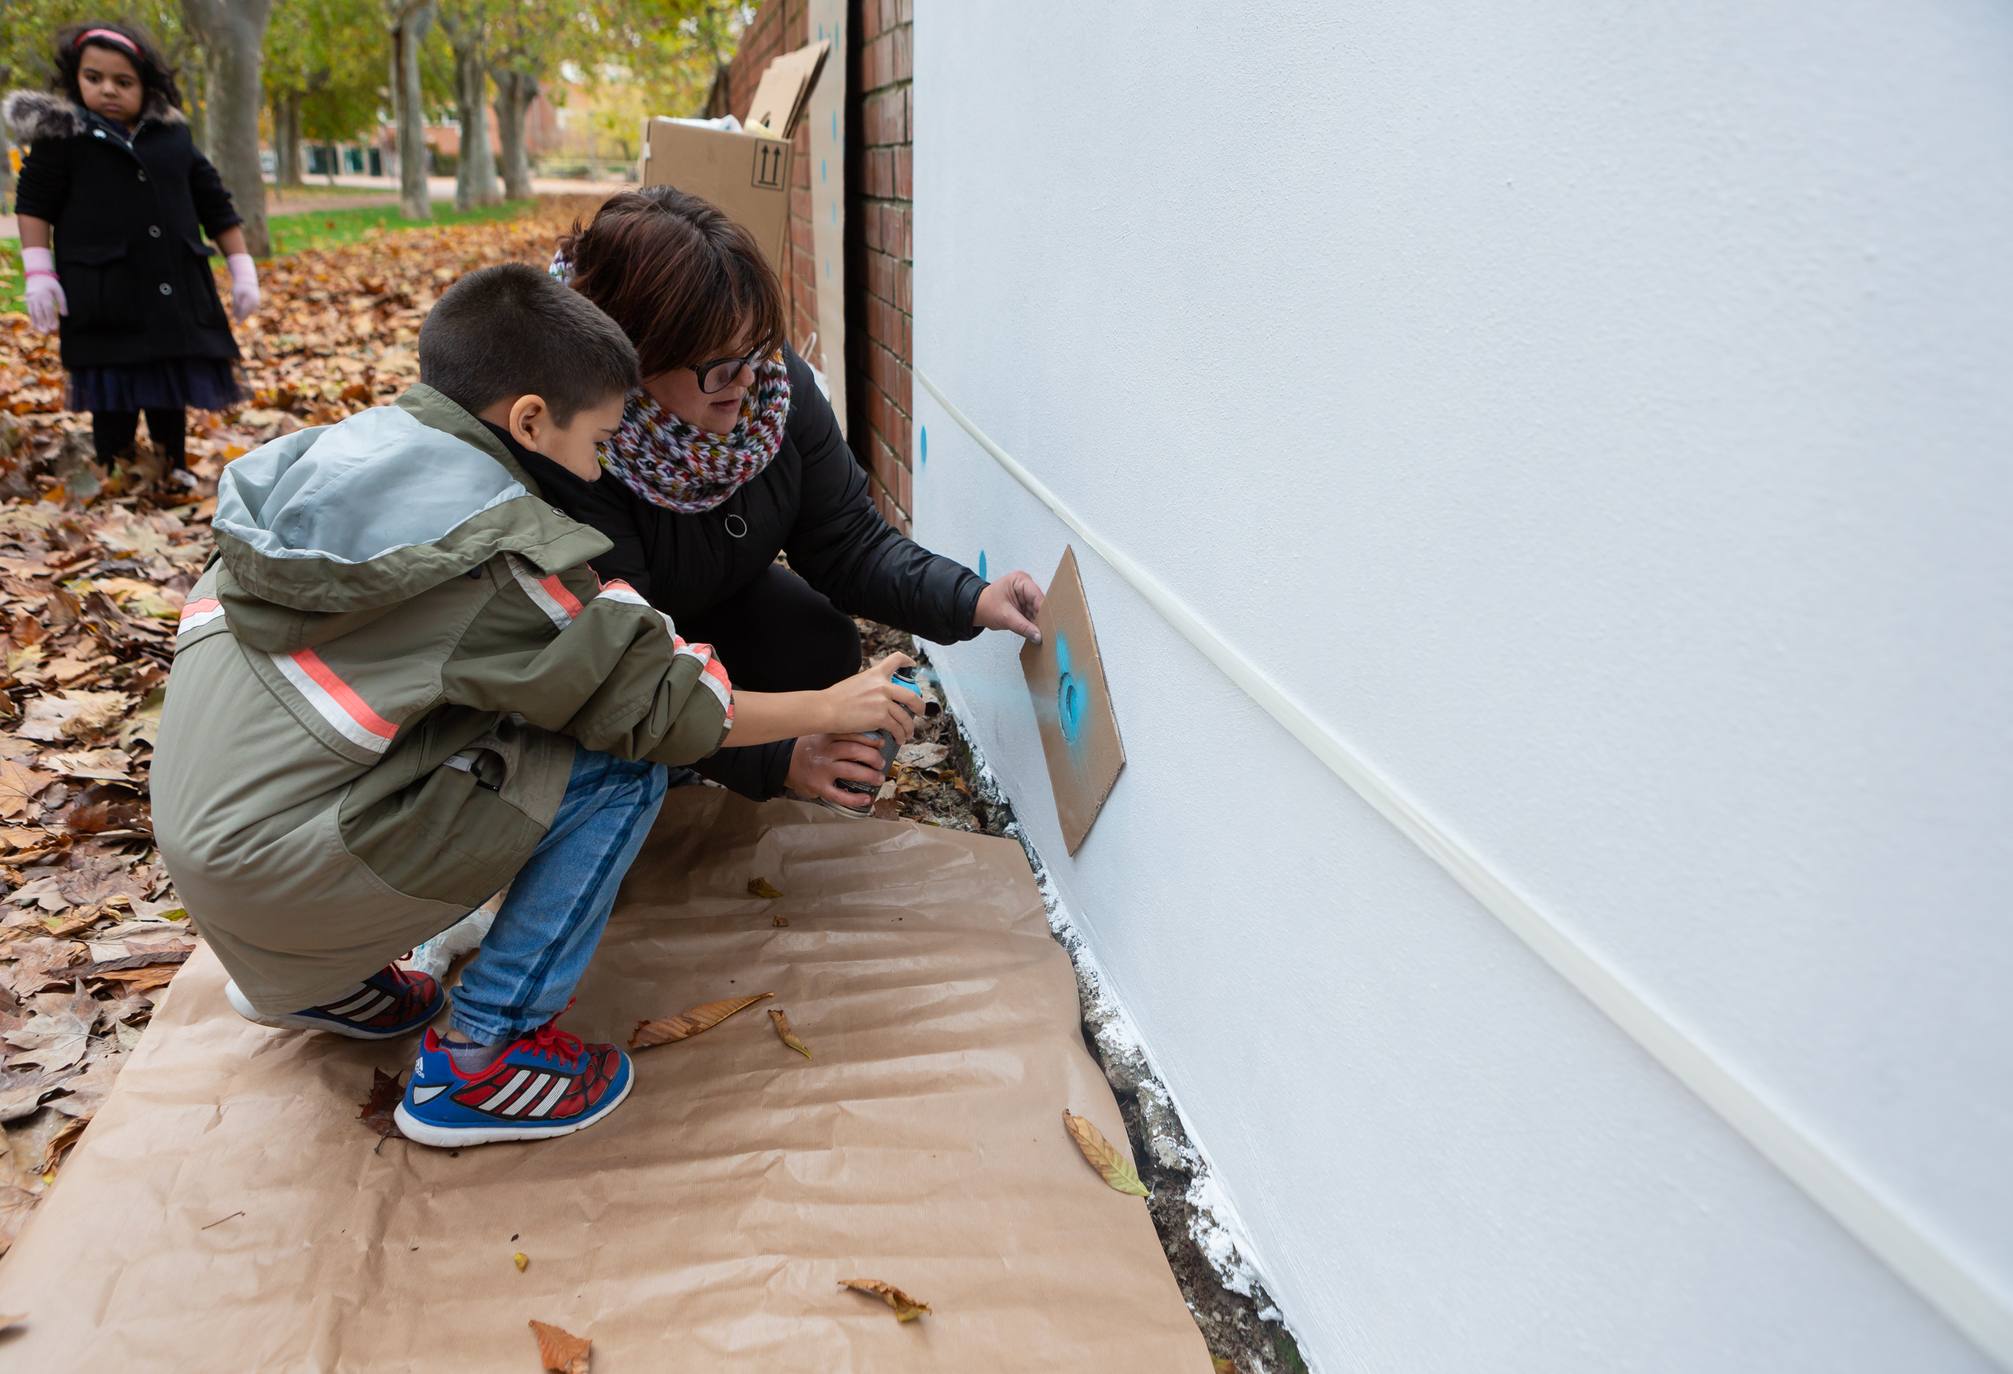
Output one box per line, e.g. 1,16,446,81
3,87,184,143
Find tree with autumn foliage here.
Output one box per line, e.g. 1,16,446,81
262,0,383,191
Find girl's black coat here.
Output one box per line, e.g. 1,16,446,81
4,90,240,370
516,350,987,645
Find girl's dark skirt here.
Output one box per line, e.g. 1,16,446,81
68,357,245,413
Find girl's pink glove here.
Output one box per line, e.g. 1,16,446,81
226,252,260,322
21,247,67,333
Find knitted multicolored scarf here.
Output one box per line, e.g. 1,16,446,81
550,250,792,513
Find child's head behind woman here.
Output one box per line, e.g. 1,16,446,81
49,22,180,128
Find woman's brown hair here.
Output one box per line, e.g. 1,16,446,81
557,187,786,380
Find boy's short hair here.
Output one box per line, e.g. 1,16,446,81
419,263,640,424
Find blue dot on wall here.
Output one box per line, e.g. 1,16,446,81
817,22,825,38
831,203,838,225
978,550,988,580
919,425,928,467
824,258,830,279
832,111,838,140
820,157,827,183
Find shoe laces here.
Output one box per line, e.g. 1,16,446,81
525,1000,584,1065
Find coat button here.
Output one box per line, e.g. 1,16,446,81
159,283,173,296
137,170,147,182
149,225,162,238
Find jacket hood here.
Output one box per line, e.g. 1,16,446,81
3,88,184,143
210,386,609,647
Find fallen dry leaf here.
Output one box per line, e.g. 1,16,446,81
47,748,133,783
1063,1109,1150,1197
839,1277,932,1323
514,1251,529,1272
359,1068,404,1142
529,1318,591,1373
1213,1358,1237,1374
746,877,783,899
768,1007,811,1059
629,991,774,1049
771,913,789,927
0,761,55,819
16,690,131,744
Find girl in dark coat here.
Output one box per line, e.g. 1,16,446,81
5,22,259,470
520,187,1045,810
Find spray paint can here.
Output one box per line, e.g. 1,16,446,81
837,664,930,797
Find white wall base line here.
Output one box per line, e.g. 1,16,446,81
914,365,2013,1370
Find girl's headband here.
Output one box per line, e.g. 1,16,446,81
75,28,142,58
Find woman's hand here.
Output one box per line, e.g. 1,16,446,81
786,733,888,810
973,570,1044,644
817,652,921,742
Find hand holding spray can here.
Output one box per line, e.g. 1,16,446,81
837,664,934,798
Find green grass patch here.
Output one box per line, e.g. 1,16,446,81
1,198,532,315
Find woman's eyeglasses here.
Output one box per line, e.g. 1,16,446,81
690,343,772,394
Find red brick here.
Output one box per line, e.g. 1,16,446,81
896,0,913,24
895,454,912,513
789,187,811,220
893,145,912,199
860,1,882,40
889,27,911,81
893,359,911,413
896,260,911,312
904,87,913,143
862,204,884,252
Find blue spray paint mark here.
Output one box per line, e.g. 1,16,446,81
1055,632,1087,744
832,111,839,140
817,22,825,39
820,157,827,182
831,203,838,225
977,549,987,580
919,424,928,466
824,258,831,278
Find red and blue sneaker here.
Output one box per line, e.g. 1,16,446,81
392,1017,634,1147
225,962,444,1041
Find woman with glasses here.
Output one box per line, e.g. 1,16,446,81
533,186,1043,810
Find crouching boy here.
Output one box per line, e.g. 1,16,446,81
152,264,919,1146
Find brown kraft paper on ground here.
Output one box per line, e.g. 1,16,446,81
0,788,1210,1372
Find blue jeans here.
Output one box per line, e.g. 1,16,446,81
449,749,668,1044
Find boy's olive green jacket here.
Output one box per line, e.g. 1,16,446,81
152,386,732,1014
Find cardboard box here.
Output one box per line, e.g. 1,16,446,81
639,38,830,276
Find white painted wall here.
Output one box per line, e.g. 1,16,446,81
910,3,2013,1371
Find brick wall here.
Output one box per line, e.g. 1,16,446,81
854,0,915,530
720,0,916,531
722,1,821,365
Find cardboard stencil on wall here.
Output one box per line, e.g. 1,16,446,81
804,0,849,432
1020,546,1126,852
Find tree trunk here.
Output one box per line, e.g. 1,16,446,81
185,51,209,155
274,91,305,189
389,1,435,220
449,33,498,210
182,0,275,255
491,67,537,202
